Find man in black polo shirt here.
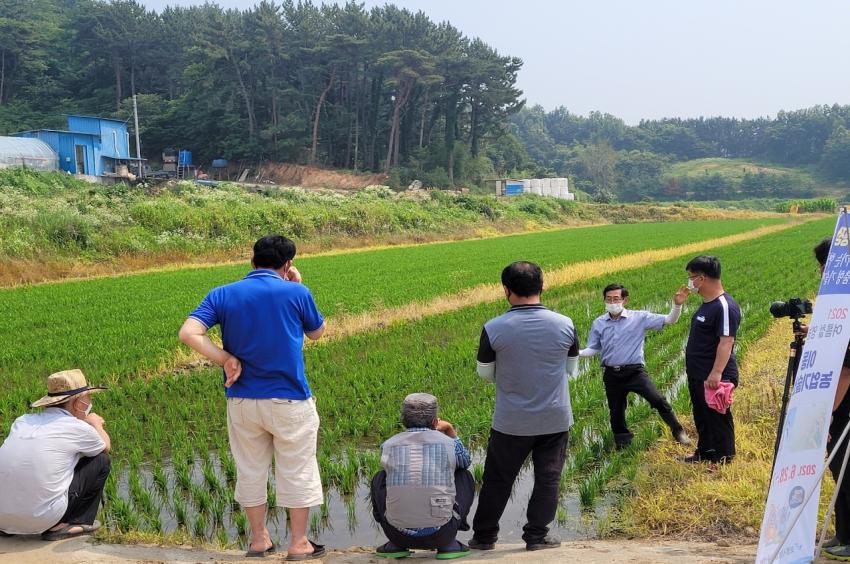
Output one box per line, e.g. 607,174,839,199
811,238,850,560
682,255,740,464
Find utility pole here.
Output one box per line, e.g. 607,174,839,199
132,93,143,177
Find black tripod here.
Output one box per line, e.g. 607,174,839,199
772,318,806,474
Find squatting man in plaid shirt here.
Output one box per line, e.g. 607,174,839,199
370,393,475,560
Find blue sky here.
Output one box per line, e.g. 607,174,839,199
140,0,850,124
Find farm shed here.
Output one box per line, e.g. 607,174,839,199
0,136,58,172
13,115,142,180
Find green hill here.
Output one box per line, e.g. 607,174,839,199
667,158,843,197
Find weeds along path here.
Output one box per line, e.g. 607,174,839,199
321,220,802,341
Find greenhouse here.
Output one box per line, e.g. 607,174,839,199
0,136,58,172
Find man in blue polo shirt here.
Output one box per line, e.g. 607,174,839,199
179,235,326,560
580,283,692,450
682,255,741,464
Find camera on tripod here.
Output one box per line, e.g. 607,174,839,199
770,297,813,320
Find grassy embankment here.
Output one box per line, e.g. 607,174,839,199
0,167,784,286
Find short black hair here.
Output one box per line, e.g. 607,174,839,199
686,255,721,279
814,237,831,267
252,235,296,269
603,283,629,299
501,261,543,297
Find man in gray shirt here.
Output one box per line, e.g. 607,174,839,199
470,261,579,552
581,283,691,449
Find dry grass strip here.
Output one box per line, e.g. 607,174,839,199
325,222,798,342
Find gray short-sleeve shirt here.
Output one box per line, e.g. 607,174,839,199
477,304,579,436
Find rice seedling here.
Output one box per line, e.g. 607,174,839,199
151,463,169,498
215,525,229,547
172,494,188,529
233,510,248,538
210,496,225,526
192,513,207,539
202,458,224,495
267,480,277,508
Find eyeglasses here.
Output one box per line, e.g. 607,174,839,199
604,297,625,303
687,274,704,280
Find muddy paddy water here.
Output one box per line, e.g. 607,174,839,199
116,452,612,549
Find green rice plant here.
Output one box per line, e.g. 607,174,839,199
151,463,169,498
233,510,248,538
266,480,277,508
221,453,237,484
215,525,229,547
309,511,322,536
210,495,225,525
109,498,141,532
191,483,212,516
172,494,188,528
471,463,485,486
192,513,207,539
202,458,223,494
174,461,193,493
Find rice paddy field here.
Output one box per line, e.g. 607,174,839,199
0,215,831,546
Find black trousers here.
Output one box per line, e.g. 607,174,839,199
603,365,683,448
370,468,475,550
472,429,569,544
687,378,735,461
58,452,111,526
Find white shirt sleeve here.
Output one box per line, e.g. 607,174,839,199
476,361,496,383
664,304,683,325
72,420,106,457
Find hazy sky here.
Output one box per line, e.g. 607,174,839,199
140,0,850,124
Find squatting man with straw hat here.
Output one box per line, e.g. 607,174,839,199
0,369,111,540
179,234,326,560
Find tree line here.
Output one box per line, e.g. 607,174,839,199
0,0,523,187
511,105,850,201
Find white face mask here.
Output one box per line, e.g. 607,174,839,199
687,276,702,293
78,399,92,417
605,303,624,315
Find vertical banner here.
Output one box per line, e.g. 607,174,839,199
756,210,850,563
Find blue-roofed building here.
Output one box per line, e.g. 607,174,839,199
13,115,142,180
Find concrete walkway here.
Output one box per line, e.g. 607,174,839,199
0,535,759,563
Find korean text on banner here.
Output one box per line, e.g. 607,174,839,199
756,210,850,564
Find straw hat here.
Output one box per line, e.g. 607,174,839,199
30,369,106,409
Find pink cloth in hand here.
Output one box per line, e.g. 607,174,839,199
704,381,735,414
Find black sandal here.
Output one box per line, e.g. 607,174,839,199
286,540,326,561
245,541,277,558
41,521,101,541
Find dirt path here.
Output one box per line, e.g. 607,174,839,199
0,536,759,563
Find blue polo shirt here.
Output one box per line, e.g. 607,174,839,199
189,269,325,400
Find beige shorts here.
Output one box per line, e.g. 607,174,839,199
226,397,323,509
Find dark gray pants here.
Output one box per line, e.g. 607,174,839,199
370,469,474,550
58,452,111,527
